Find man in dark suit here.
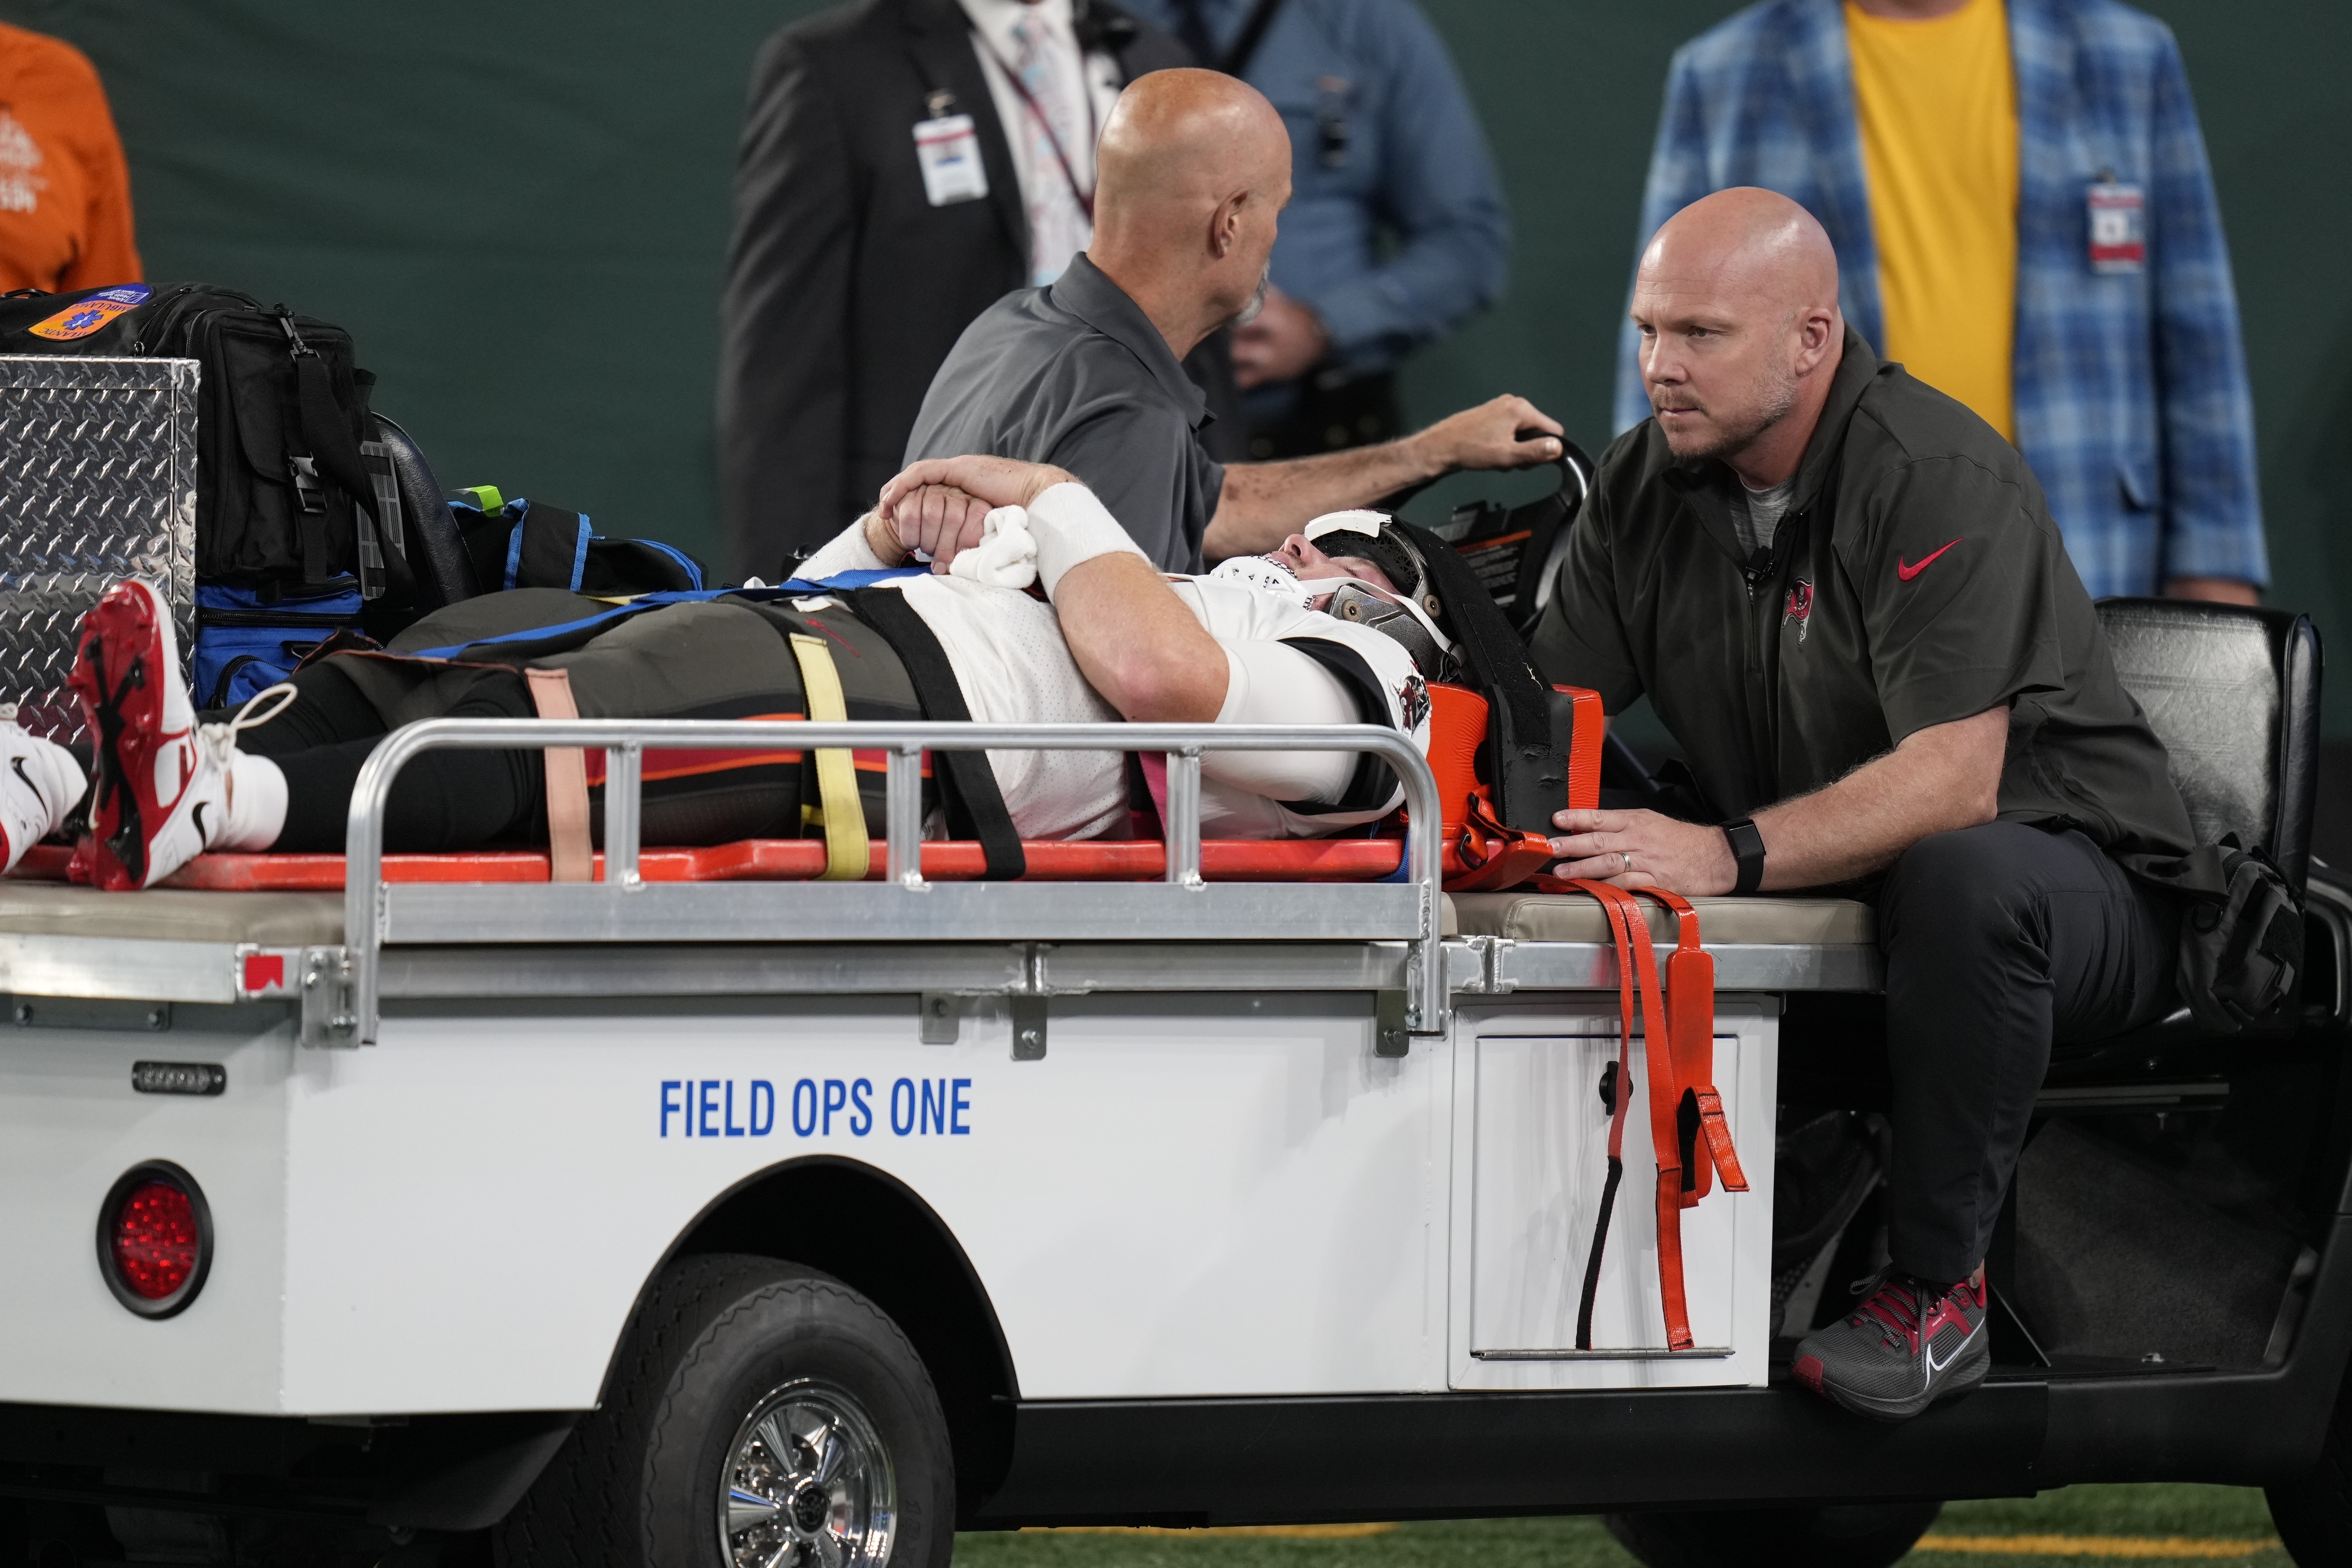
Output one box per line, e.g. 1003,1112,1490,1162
719,0,1217,579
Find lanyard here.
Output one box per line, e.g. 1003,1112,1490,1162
972,28,1099,220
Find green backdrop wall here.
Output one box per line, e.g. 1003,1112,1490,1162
4,0,2347,723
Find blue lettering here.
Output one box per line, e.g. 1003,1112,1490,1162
792,1078,818,1138
821,1078,847,1135
725,1080,745,1137
921,1078,946,1135
660,1081,682,1138
750,1080,775,1136
850,1078,873,1137
699,1080,719,1138
891,1078,916,1136
951,1078,972,1135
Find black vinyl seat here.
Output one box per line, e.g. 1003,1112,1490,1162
2095,597,2321,895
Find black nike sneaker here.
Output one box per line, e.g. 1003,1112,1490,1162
1791,1269,1989,1421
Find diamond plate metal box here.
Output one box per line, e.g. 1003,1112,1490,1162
0,356,198,745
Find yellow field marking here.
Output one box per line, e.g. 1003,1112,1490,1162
1912,1535,2282,1559
1022,1524,1401,1539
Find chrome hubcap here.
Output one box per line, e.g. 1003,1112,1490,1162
718,1380,896,1568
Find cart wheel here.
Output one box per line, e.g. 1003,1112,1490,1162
2267,1354,2352,1565
1604,1499,1942,1568
496,1254,954,1568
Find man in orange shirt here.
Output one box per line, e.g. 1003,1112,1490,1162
0,21,138,293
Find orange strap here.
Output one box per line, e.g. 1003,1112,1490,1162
523,668,593,885
1625,886,1748,1203
1527,872,1751,1208
1553,879,1754,1353
1552,685,1605,812
1567,878,1693,1352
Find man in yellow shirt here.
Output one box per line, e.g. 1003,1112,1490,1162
1620,0,2266,605
1846,0,2019,443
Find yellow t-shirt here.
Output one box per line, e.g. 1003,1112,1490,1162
1845,0,2019,440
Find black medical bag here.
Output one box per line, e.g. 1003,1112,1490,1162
0,282,388,591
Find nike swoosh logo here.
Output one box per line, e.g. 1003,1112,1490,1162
1897,539,1962,581
190,800,211,847
1926,1322,1981,1378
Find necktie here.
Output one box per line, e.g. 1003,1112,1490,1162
1167,0,1221,70
1010,13,1089,285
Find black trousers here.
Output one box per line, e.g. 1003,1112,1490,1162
207,660,542,853
1877,821,2180,1283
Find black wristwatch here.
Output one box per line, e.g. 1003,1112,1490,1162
1721,818,1766,896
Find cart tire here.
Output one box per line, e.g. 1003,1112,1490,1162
1604,1499,1942,1568
495,1253,954,1568
2267,1357,2352,1565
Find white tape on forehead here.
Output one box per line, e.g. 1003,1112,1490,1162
1302,510,1392,543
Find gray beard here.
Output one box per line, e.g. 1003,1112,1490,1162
1231,271,1270,328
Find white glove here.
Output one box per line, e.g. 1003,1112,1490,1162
947,506,1040,589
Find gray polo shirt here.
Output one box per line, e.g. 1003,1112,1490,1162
903,253,1226,572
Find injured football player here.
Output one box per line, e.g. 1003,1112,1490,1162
29,457,1461,890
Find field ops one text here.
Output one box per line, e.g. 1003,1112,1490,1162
660,1077,972,1139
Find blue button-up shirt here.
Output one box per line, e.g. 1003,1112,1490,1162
1617,0,2267,597
1125,0,1509,379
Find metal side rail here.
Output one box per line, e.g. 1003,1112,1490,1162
343,717,1446,1048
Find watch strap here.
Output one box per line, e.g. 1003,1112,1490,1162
1722,817,1766,896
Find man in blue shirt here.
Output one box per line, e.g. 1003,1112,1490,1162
1124,0,1509,459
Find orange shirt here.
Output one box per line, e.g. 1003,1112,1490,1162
0,23,138,293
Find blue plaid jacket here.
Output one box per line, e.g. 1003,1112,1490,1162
1614,0,2267,596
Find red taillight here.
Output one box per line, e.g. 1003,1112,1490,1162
112,1180,199,1298
97,1162,211,1317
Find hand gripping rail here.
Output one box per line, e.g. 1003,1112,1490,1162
342,718,1445,1047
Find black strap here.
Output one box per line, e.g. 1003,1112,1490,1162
1391,517,1565,834
850,589,1027,880
1273,635,1407,816
1221,0,1286,75
285,318,381,589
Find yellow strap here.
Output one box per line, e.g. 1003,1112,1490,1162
787,634,869,881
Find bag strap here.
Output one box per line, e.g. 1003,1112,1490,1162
786,634,873,881
523,667,593,884
1221,0,1286,75
279,314,382,589
849,588,1025,880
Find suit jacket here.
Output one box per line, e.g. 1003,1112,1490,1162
1613,0,2267,598
718,0,1206,578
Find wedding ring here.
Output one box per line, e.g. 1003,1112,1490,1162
1619,851,1634,874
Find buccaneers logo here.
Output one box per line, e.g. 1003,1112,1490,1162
1398,673,1431,730
1784,579,1815,646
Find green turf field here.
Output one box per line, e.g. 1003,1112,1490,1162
954,1483,2292,1565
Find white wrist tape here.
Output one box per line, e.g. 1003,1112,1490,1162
1024,481,1147,597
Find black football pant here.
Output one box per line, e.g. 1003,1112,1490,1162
205,660,542,853
1877,821,2179,1284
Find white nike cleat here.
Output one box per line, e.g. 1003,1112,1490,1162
0,716,85,873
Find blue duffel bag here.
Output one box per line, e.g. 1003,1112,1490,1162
190,581,365,710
